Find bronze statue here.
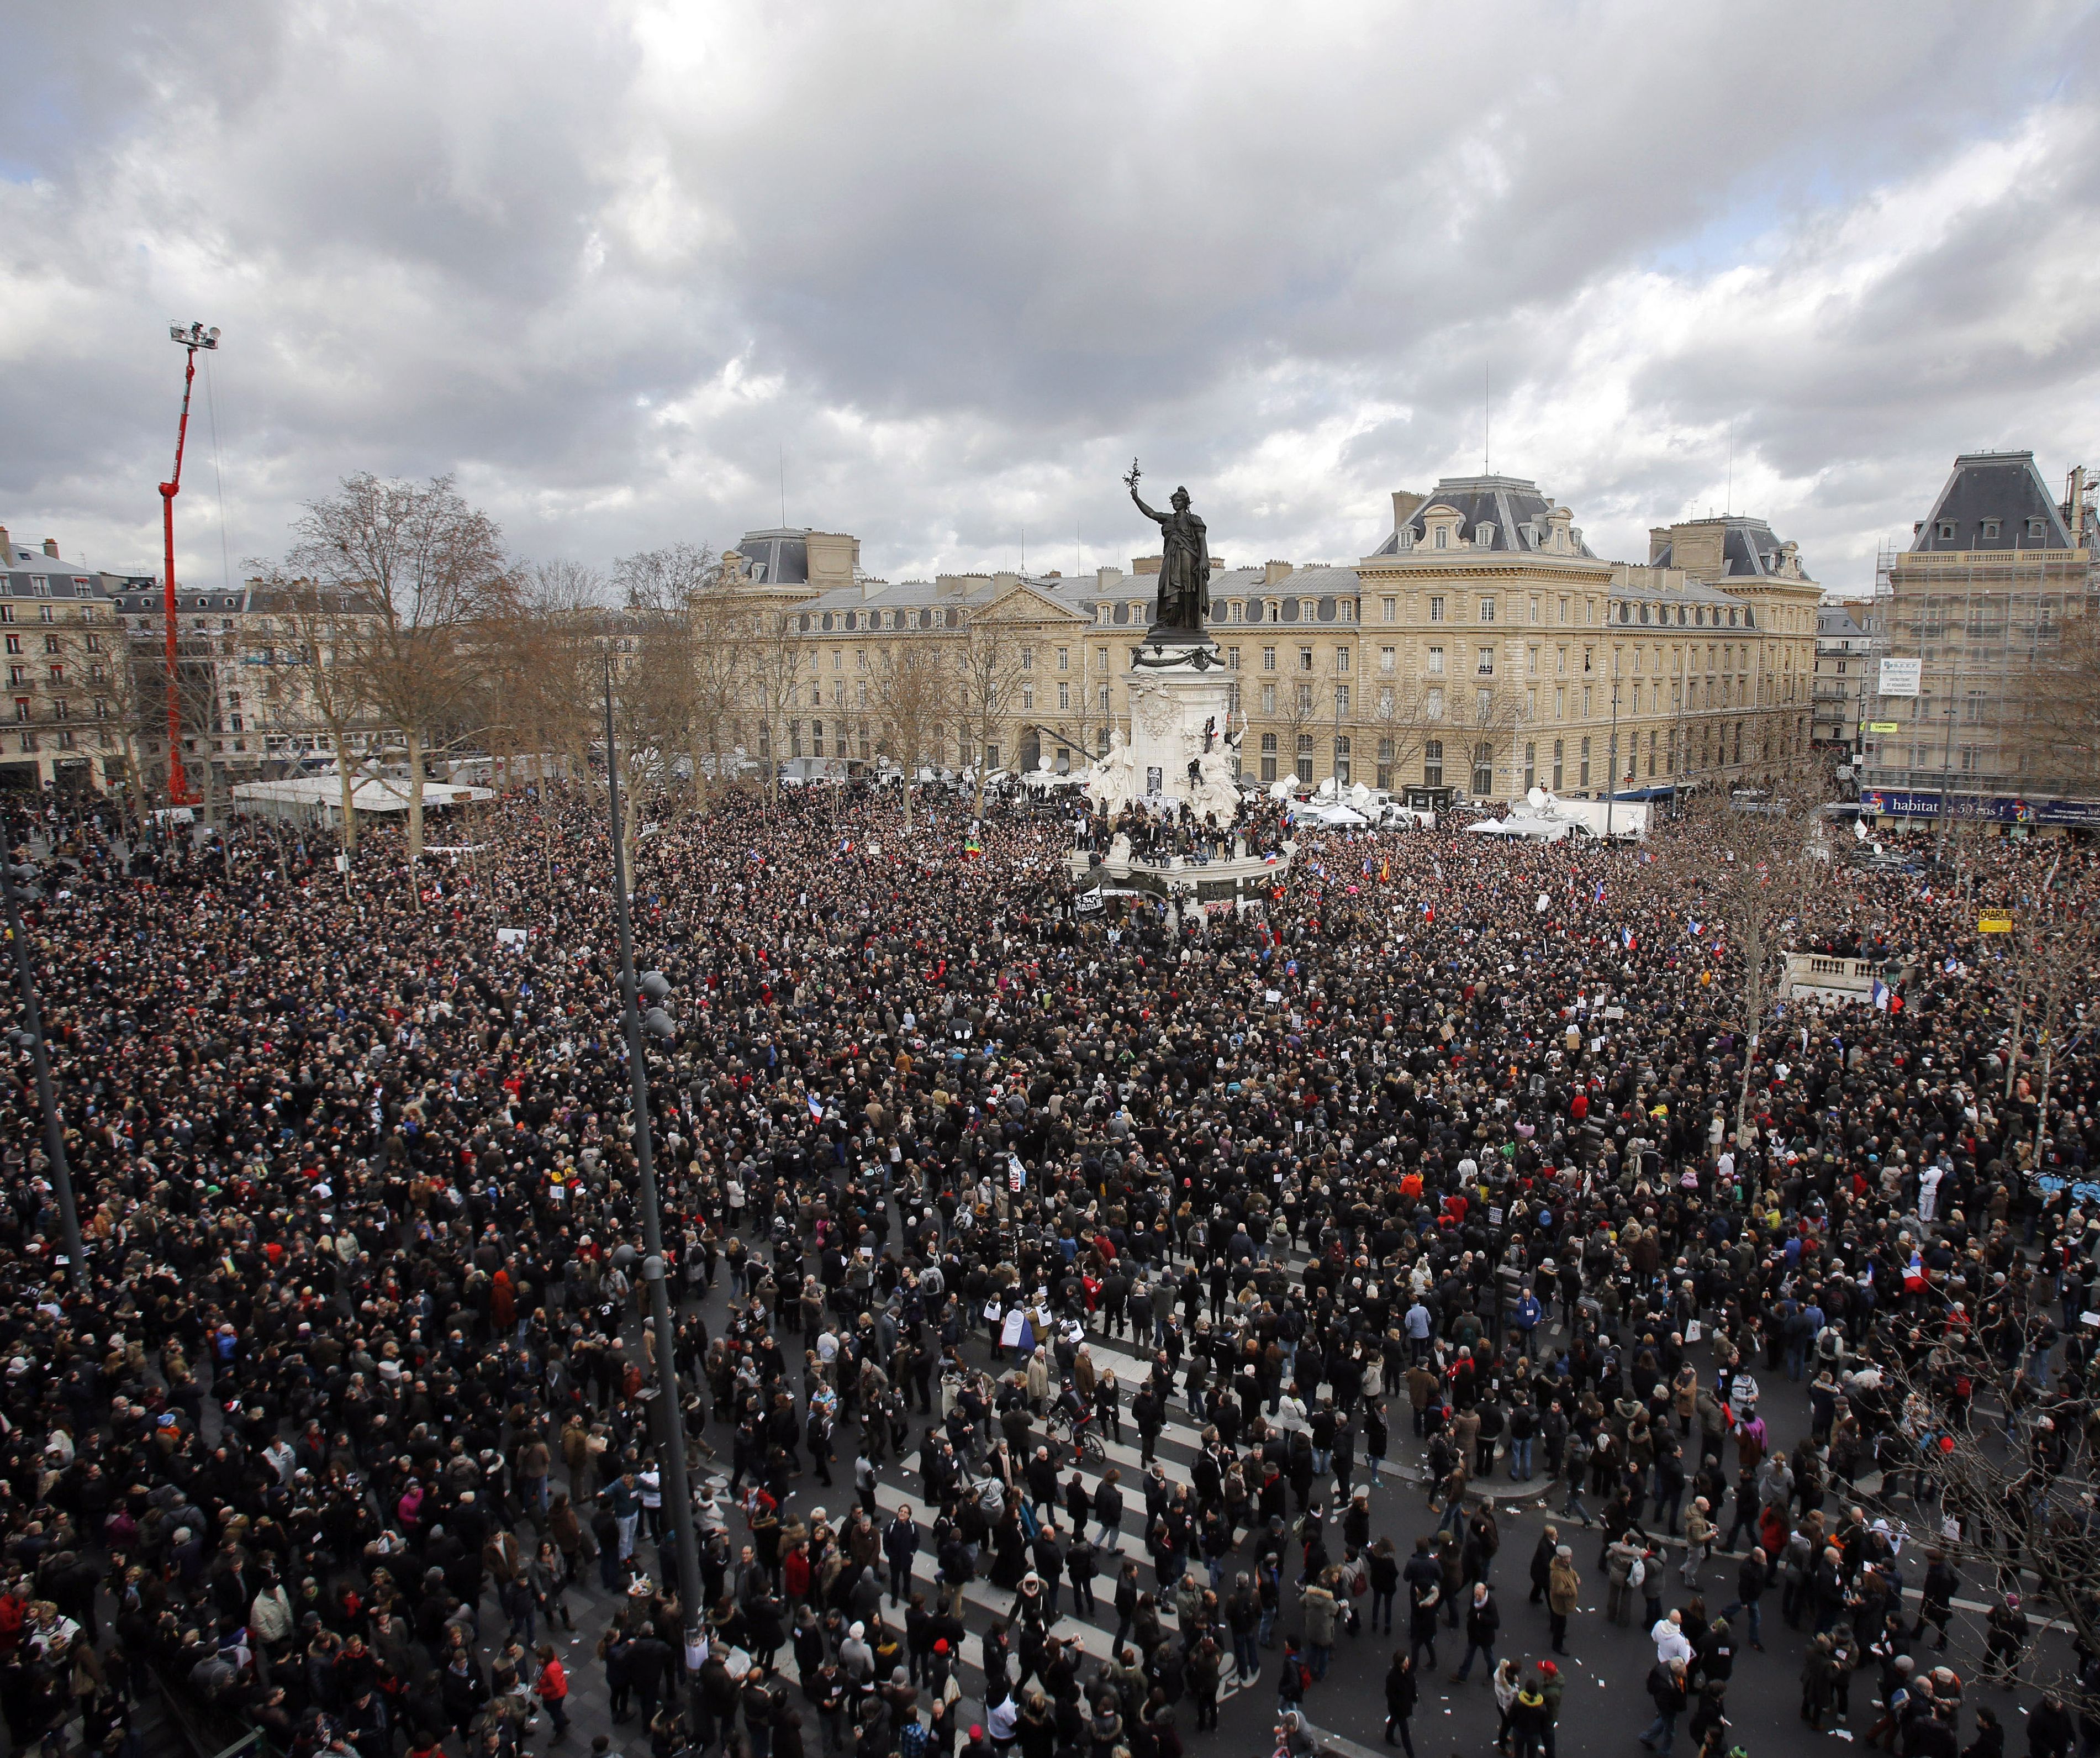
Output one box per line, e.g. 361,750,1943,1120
1126,460,1210,633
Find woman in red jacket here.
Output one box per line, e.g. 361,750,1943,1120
535,1645,571,1740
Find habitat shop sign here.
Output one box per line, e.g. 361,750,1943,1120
1859,788,2100,829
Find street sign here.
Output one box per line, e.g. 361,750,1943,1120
1867,722,1900,734
1978,913,2013,933
1879,657,1922,697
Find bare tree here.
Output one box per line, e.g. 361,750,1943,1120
506,559,609,786
1366,676,1445,793
1869,1305,2100,1713
288,474,519,867
1647,760,1834,1181
870,634,954,831
2006,600,2100,798
954,607,1028,819
244,569,383,847
740,604,806,788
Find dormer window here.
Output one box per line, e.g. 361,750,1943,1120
1982,519,2001,540
1475,523,1496,548
2028,517,2048,539
1937,521,1956,541
1434,526,1449,550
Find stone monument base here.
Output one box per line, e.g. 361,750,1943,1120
1084,634,1239,822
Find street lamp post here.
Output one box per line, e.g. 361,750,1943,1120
0,861,86,1291
600,661,705,1674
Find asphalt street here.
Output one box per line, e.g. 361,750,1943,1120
525,1244,2072,1758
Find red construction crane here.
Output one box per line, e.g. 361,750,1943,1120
159,320,218,806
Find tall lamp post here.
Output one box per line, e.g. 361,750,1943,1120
601,660,704,1671
0,861,86,1291
159,321,219,807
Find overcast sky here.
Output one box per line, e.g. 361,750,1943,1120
7,1,2100,595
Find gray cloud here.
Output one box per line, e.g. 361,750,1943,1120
4,0,2100,595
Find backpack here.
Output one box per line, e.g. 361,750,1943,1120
899,1718,927,1758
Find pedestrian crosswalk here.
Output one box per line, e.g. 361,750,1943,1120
698,1255,1374,1714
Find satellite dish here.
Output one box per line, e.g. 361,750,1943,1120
1526,787,1548,812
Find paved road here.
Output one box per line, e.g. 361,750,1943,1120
519,1255,2072,1758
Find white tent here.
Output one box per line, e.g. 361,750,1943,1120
231,775,496,825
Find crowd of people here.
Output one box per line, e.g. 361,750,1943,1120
0,771,2090,1758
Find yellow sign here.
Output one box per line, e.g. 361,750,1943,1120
1866,722,1900,734
1978,914,2013,933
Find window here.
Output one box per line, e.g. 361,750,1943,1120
1524,741,1536,790
1527,645,1539,676
1472,741,1493,796
1476,646,1495,676
46,665,62,687
12,700,26,724
1982,519,2001,540
1424,687,1443,719
1558,596,1569,625
1423,740,1443,786
1428,596,1445,622
1334,735,1351,783
93,698,108,720
1228,647,1240,670
1295,682,1313,712
6,668,21,687
1,636,14,656
1335,647,1350,672
2028,517,2048,538
1262,646,1277,671
1475,687,1492,721
1554,686,1565,718
1056,648,1069,670
1295,734,1315,782
1434,527,1448,550
1479,597,1495,622
1379,646,1395,673
1583,685,1592,717
1097,685,1110,713
1096,646,1107,672
1937,521,1956,540
1021,648,1034,670
1261,683,1276,713
1381,598,1396,623
38,606,51,624
1231,602,1243,622
1427,646,1444,675
1020,683,1033,710
1552,738,1564,791
1334,685,1349,717
1259,732,1277,782
1298,647,1313,672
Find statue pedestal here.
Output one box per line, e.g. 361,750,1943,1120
1084,633,1238,822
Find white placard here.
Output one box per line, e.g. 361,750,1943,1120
1878,657,1922,698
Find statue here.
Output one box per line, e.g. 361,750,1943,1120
1084,726,1139,815
1126,460,1210,633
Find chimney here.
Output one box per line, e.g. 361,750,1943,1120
0,527,9,566
1263,560,1294,586
40,538,59,560
1391,491,1426,532
2070,466,2087,551
1132,555,1162,576
1648,527,1672,565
